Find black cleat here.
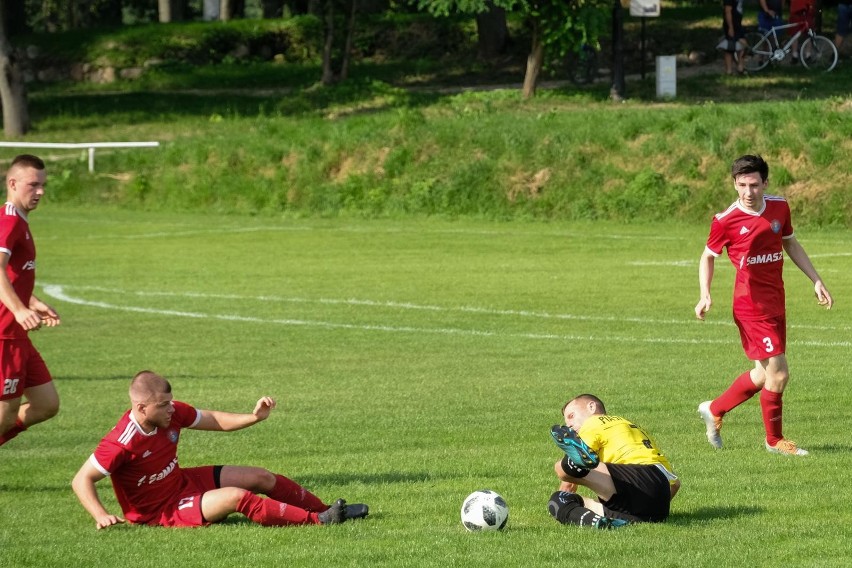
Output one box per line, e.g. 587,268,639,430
318,499,347,525
344,503,369,520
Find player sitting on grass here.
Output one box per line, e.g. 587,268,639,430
72,370,368,529
548,394,680,528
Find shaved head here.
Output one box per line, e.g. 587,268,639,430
129,370,172,404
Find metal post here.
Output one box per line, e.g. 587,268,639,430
611,0,626,101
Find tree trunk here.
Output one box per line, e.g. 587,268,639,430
321,0,335,85
220,0,245,20
339,0,357,81
522,23,543,99
475,2,508,59
159,0,186,23
0,1,29,136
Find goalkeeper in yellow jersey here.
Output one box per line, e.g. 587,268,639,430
548,394,681,528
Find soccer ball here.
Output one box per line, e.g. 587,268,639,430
460,489,509,532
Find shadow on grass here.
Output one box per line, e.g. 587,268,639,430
669,504,763,525
299,470,446,486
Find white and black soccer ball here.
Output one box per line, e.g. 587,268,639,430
460,489,509,532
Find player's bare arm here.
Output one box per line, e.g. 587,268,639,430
28,294,61,327
72,459,126,530
0,253,42,330
192,396,277,431
695,250,716,320
782,237,834,309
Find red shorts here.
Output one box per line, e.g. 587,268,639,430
735,315,786,360
152,466,218,528
0,338,52,401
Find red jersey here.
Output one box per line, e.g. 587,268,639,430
89,401,202,525
704,195,793,320
0,203,36,339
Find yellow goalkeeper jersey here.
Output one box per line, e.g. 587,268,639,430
578,414,676,480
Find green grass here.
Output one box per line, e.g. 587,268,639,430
1,209,850,567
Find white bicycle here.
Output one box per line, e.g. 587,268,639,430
743,21,838,72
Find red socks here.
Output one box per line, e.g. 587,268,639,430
236,491,320,526
710,371,761,417
760,389,784,446
267,475,328,512
0,418,26,447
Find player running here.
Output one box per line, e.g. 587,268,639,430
0,155,62,448
694,154,833,456
72,370,368,529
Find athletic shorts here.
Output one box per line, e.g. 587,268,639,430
734,314,786,360
0,338,52,401
838,3,852,37
599,463,672,523
151,466,222,528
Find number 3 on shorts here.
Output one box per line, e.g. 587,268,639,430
762,337,774,352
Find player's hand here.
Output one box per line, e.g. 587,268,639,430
253,396,276,421
14,308,43,331
694,297,712,320
30,299,61,327
95,514,125,530
559,481,578,493
814,281,833,310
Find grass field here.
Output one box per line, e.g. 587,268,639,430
1,208,850,567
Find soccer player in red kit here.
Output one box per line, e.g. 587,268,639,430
0,155,62,447
694,154,833,456
72,370,368,529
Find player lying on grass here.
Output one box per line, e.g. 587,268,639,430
72,370,368,529
548,394,680,528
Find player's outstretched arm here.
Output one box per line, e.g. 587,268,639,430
72,459,126,529
193,396,277,432
783,237,834,309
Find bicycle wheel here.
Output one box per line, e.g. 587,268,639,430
742,32,772,72
800,35,838,71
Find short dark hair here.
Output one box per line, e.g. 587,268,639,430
731,154,768,182
10,154,46,171
562,393,606,415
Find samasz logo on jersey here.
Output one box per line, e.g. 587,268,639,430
746,251,784,266
138,457,179,486
21,260,35,271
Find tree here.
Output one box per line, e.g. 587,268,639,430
475,2,509,59
415,0,609,98
159,0,187,22
0,0,29,136
320,0,358,85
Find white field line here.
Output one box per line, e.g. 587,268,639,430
40,284,850,348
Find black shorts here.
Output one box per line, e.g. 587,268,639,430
599,463,671,523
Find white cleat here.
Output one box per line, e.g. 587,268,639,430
698,401,723,449
765,439,809,456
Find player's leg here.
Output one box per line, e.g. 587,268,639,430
219,465,328,511
12,344,59,432
554,459,616,501
759,354,806,455
17,382,60,428
0,397,24,445
547,490,627,528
